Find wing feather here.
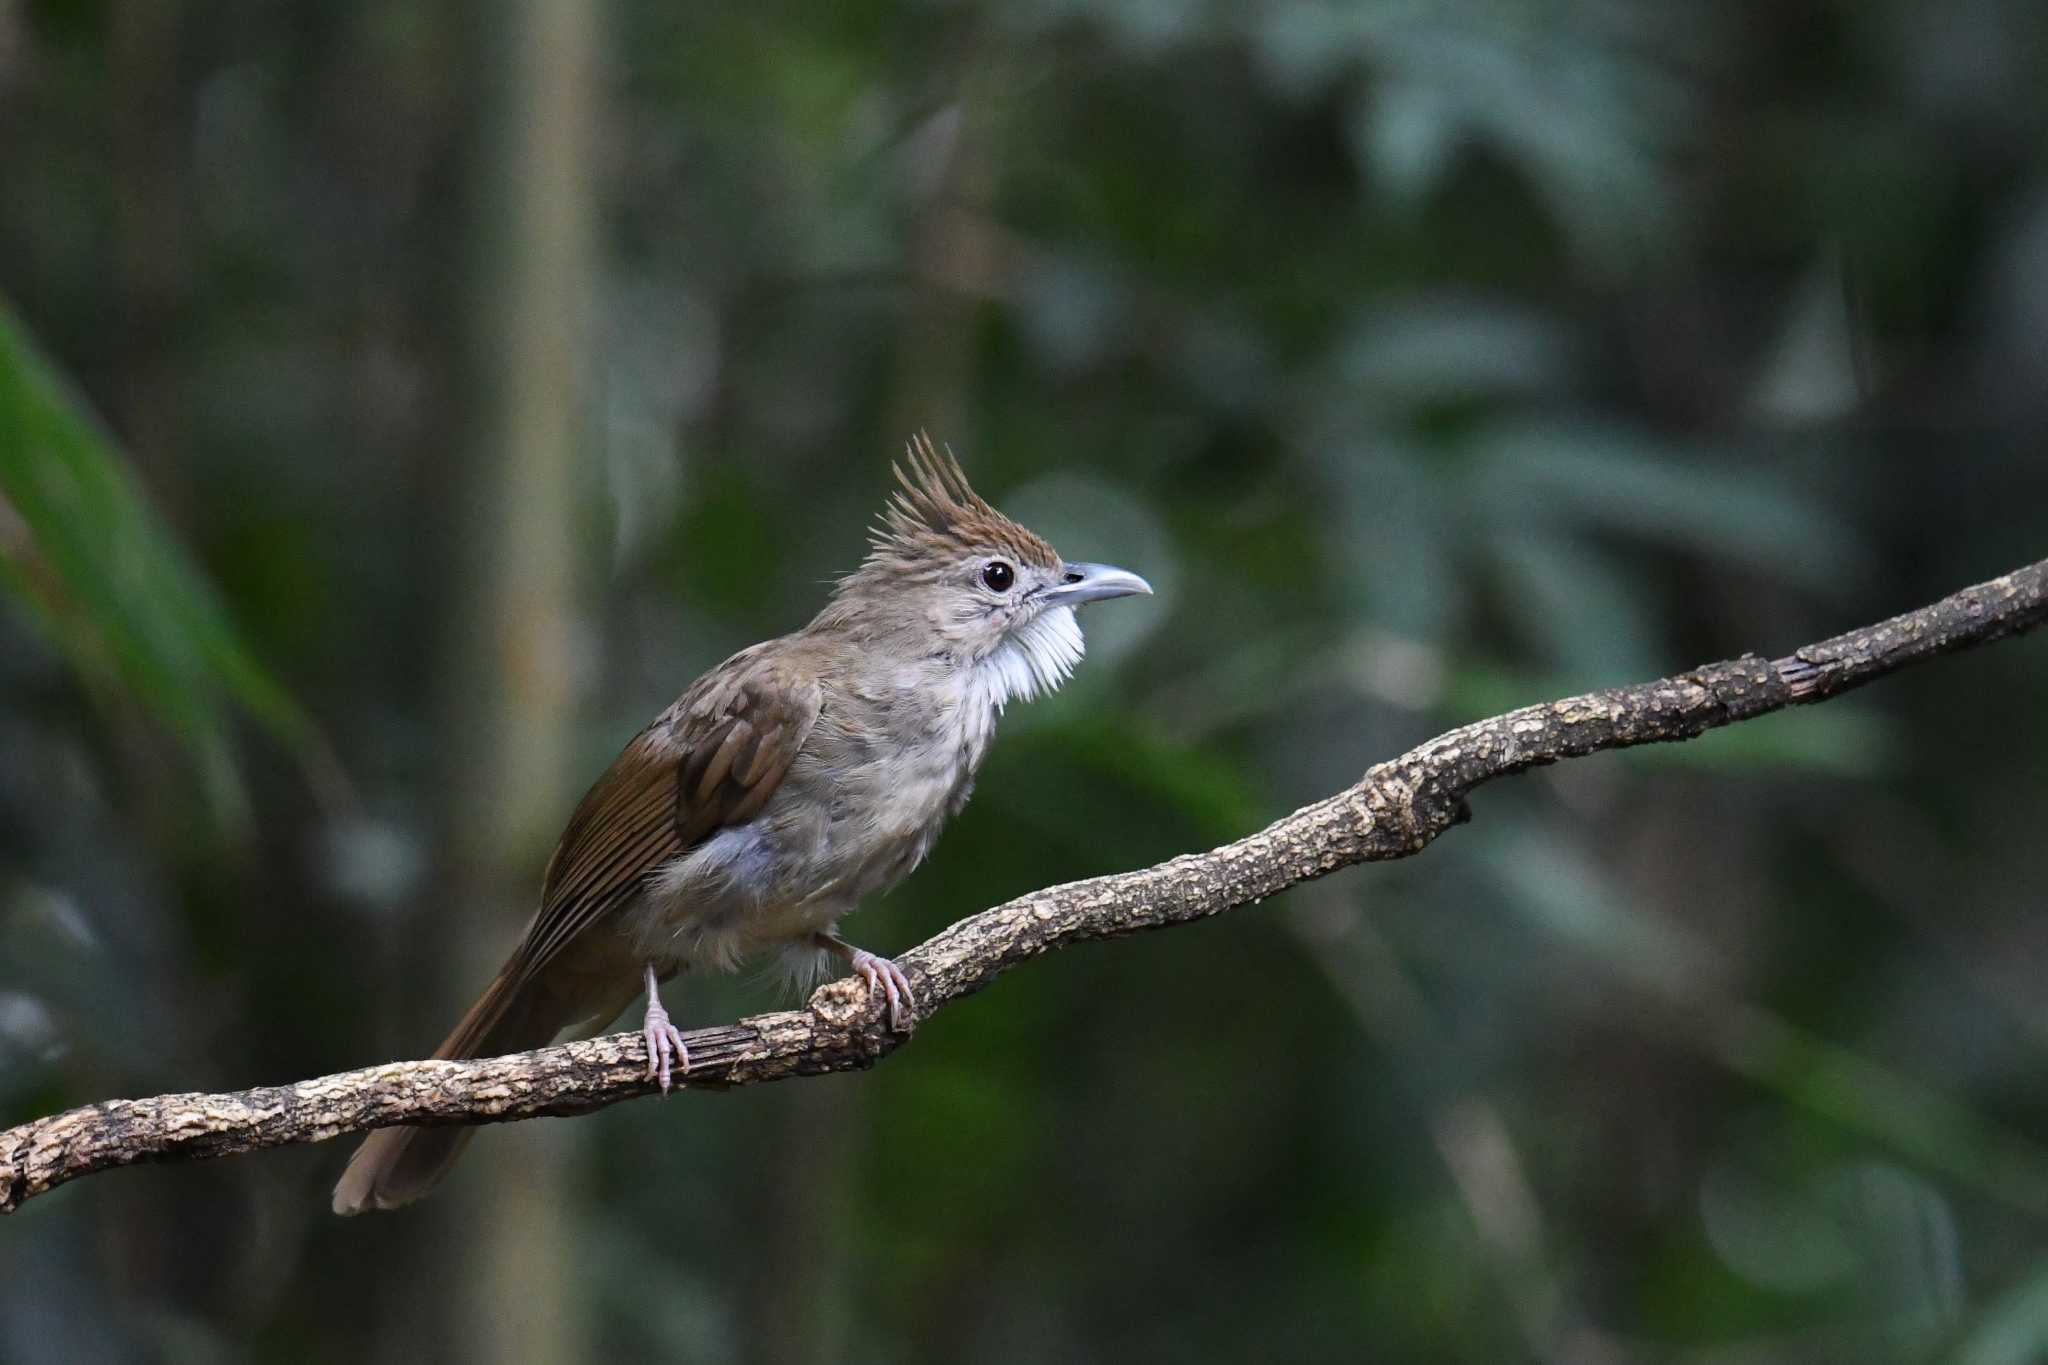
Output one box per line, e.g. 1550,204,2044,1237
510,649,822,983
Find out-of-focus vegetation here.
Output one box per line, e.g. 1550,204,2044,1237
4,1,2048,1362
0,299,318,821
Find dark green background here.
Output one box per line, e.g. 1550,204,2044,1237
3,1,2047,1362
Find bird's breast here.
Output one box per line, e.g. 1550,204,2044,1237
629,676,998,970
805,676,994,879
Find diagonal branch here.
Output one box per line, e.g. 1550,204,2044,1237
4,558,2044,1214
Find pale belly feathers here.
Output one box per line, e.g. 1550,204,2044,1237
621,672,997,976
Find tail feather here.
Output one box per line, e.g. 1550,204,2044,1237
331,964,566,1215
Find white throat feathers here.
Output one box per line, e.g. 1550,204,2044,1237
980,604,1084,710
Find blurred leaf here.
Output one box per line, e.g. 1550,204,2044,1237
1954,1264,2048,1365
1353,78,1462,210
1315,439,1460,638
1750,254,1868,426
1477,819,1708,995
1480,421,1869,589
1486,530,1664,683
1340,0,1693,266
1334,295,1580,405
1699,1156,1865,1294
0,298,321,817
1710,1008,2048,1217
1702,1157,1963,1343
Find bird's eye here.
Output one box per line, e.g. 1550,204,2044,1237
980,560,1015,593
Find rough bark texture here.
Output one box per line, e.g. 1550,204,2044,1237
4,558,2044,1214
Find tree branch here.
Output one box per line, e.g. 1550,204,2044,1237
4,558,2044,1214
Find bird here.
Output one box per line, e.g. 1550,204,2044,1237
332,435,1152,1213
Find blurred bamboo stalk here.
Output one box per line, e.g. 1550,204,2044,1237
439,2,602,1362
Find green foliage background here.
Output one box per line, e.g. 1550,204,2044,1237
3,1,2047,1362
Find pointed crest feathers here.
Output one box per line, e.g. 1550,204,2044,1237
881,432,993,542
862,432,1059,573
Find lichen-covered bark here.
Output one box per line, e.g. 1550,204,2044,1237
3,557,2044,1213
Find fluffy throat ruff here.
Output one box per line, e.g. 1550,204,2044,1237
980,605,1084,710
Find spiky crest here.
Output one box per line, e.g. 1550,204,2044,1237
862,433,1060,574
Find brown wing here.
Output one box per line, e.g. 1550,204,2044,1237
510,644,823,982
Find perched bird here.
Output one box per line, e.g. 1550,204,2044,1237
333,436,1152,1213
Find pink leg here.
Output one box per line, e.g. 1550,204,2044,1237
815,933,916,1031
641,963,690,1093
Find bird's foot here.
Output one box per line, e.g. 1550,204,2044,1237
642,1000,690,1094
847,948,915,1032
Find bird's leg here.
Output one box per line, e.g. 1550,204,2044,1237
641,962,690,1093
814,932,916,1031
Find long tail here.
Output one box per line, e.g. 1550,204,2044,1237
331,963,570,1215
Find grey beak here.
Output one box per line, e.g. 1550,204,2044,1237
1046,561,1153,607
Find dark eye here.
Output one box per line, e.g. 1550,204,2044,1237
980,560,1015,593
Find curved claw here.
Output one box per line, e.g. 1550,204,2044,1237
849,949,916,1031
642,1001,691,1094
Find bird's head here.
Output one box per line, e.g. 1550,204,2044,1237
820,434,1151,706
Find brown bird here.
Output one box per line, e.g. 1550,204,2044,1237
332,437,1151,1213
